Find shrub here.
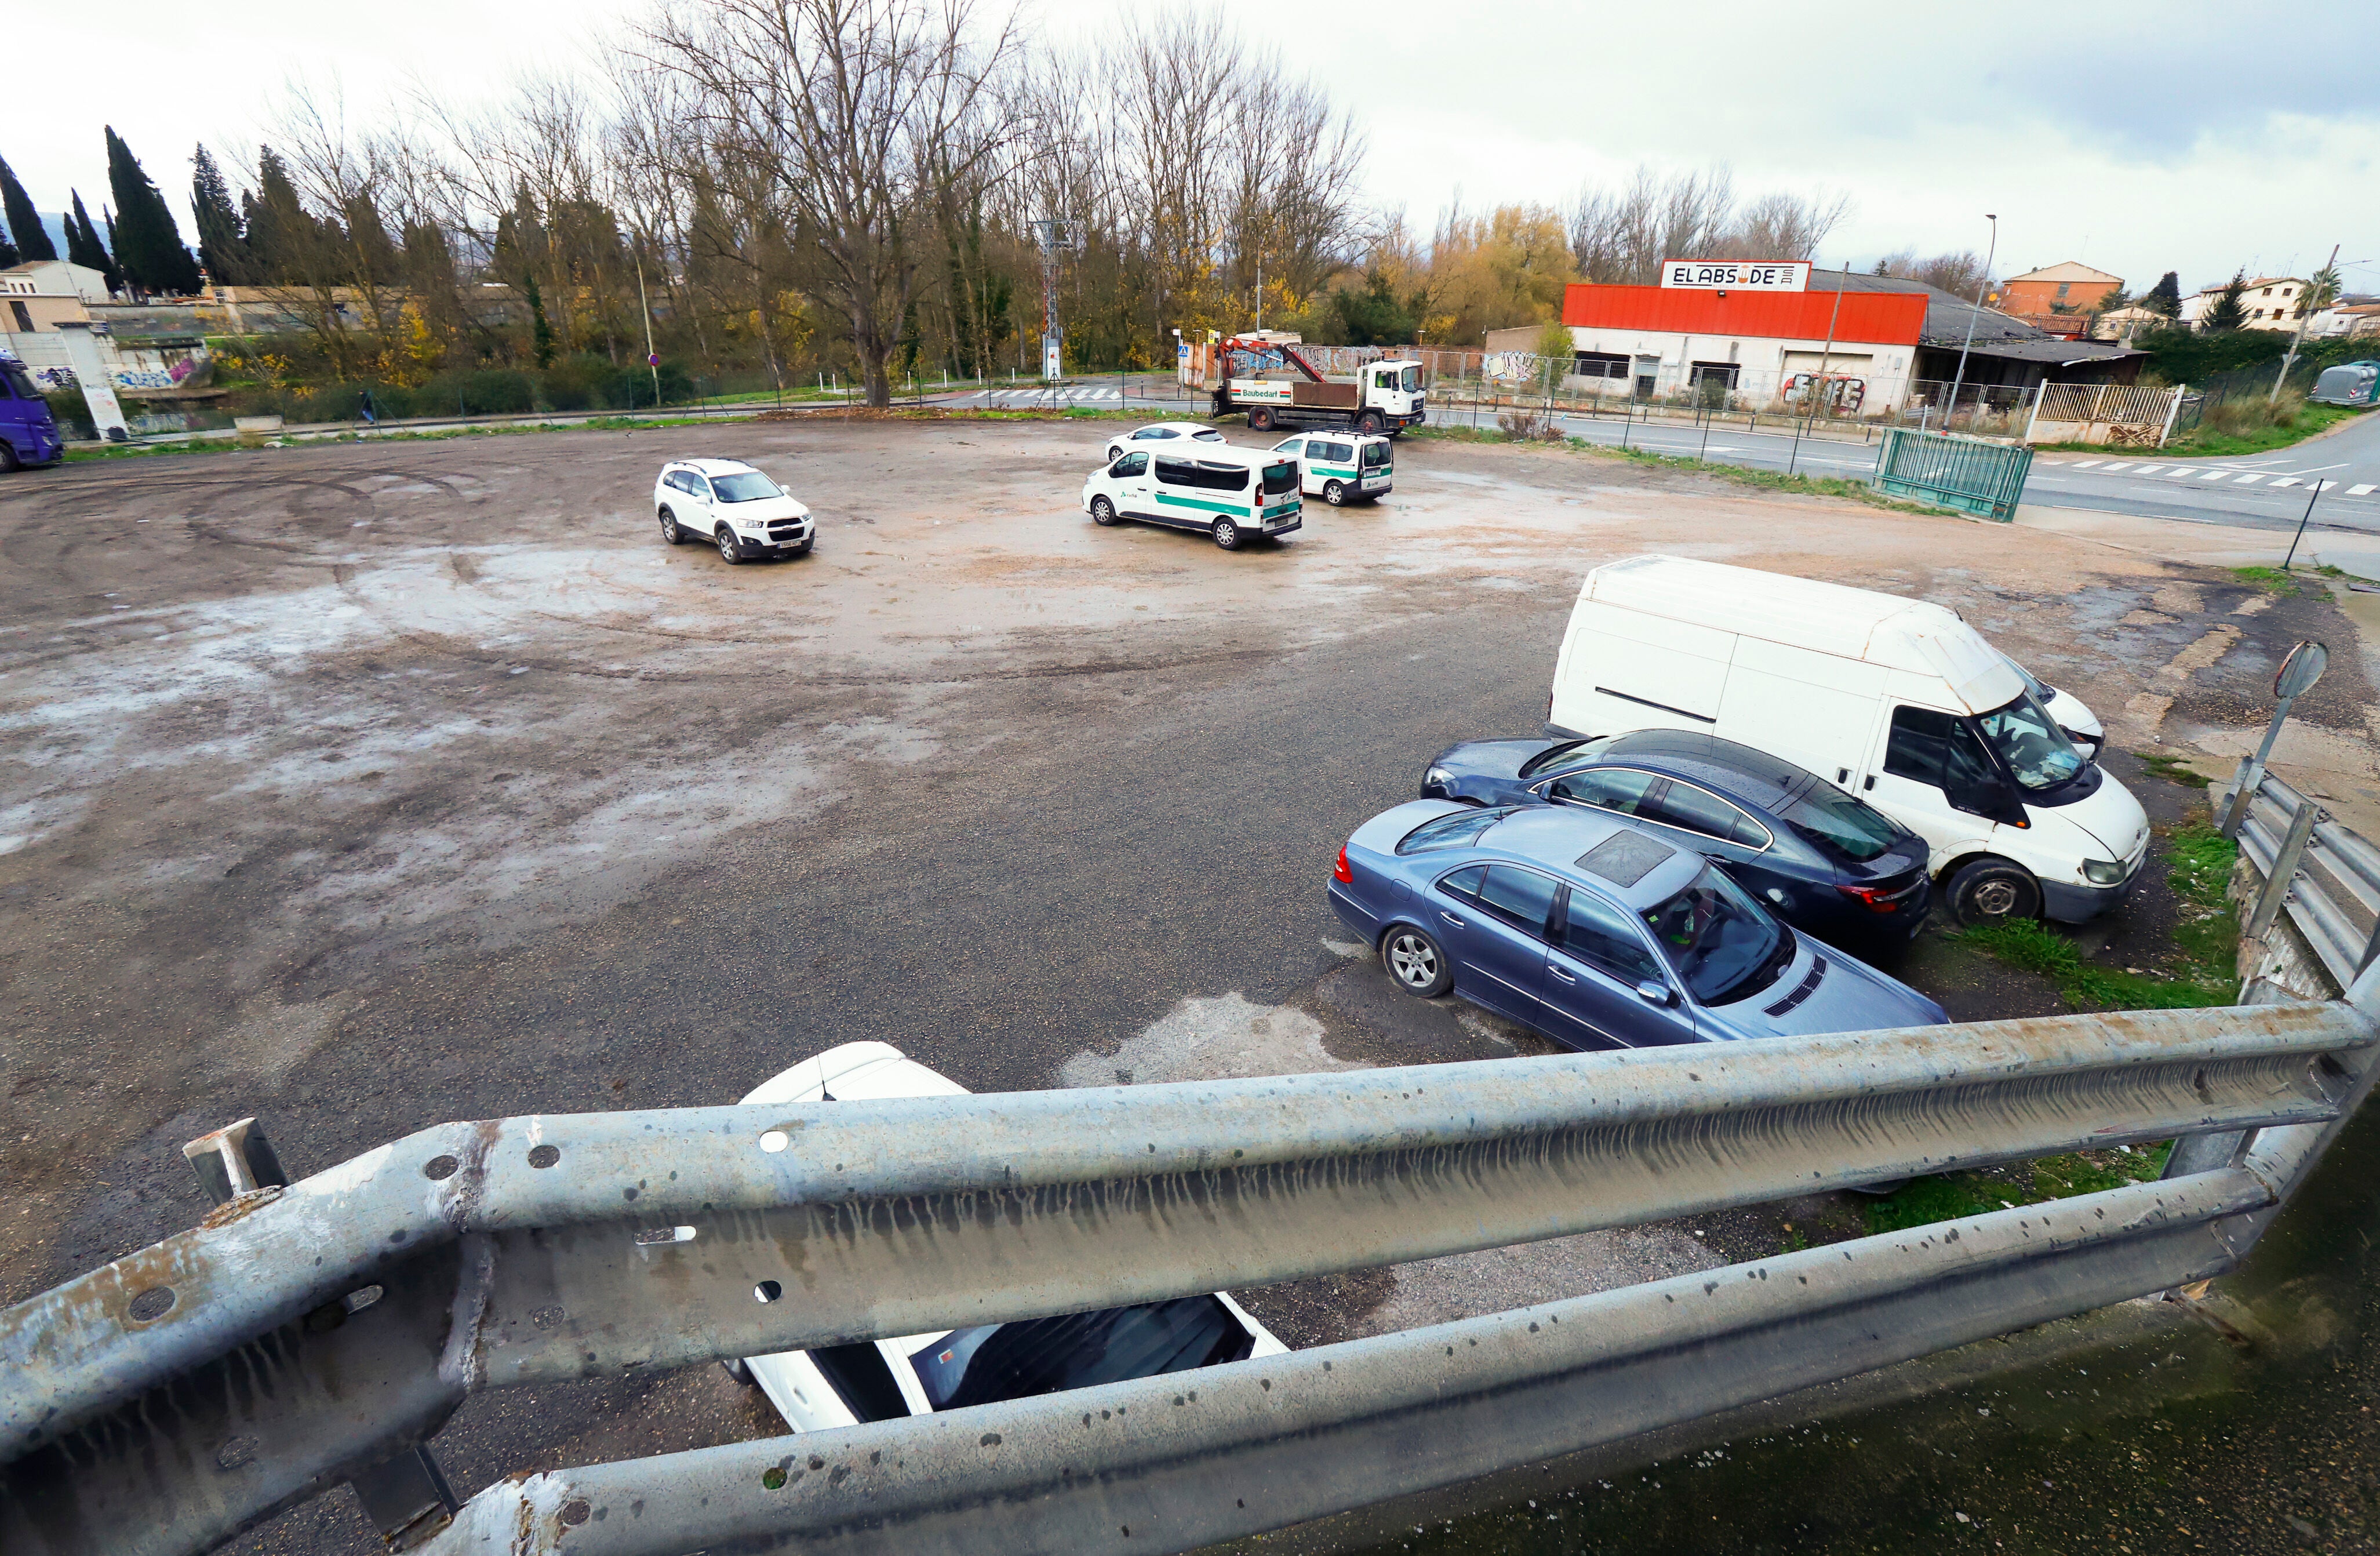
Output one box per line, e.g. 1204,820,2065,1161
1497,408,1557,441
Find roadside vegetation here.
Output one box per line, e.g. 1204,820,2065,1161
1861,822,2240,1233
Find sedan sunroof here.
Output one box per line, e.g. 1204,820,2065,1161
1577,831,1675,887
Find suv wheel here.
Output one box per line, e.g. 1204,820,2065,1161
1323,479,1346,506
1211,517,1243,550
657,506,685,544
716,525,744,565
1382,925,1454,998
1090,495,1119,526
1946,858,2040,927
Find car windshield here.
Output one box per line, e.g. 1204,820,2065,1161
1193,428,1224,441
1774,786,1901,863
1398,805,1517,853
908,1297,1253,1412
1640,863,1789,1004
1975,691,2086,791
1995,649,2054,705
710,472,783,502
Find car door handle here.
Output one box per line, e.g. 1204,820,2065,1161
1547,965,1577,984
1864,776,1876,791
1440,911,1466,928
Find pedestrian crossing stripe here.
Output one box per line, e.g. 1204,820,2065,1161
2069,460,2098,468
2350,484,2378,497
2272,477,2301,487
2128,465,2159,474
2100,462,2134,472
2166,468,2197,478
2235,474,2265,484
2196,470,2230,479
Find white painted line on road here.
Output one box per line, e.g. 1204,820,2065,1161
2167,468,2199,479
2317,481,2340,492
2068,460,2099,468
2273,477,2302,488
2128,465,2161,474
2235,474,2266,484
2349,483,2378,496
2098,462,2134,472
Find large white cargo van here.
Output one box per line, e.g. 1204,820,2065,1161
1548,555,2150,928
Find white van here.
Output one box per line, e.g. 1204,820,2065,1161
1267,431,1393,505
1548,555,2150,928
1082,444,1302,551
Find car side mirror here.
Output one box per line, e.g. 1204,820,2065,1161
1634,980,1673,1006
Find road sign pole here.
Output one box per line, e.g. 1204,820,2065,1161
2283,479,2324,569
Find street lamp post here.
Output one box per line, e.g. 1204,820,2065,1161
1945,213,1998,433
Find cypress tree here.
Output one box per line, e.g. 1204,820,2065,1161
2204,270,2248,332
65,190,116,290
0,154,53,263
105,127,201,295
190,143,249,285
0,235,15,268
523,274,556,367
2146,271,2182,319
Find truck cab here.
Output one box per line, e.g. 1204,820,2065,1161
0,354,64,472
1362,360,1428,431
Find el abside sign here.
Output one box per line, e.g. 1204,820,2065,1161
1661,260,1810,292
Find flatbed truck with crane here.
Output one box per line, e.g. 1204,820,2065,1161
1179,335,1428,436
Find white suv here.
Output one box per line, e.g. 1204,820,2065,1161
653,459,814,563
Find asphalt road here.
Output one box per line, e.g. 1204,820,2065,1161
1,421,2364,1553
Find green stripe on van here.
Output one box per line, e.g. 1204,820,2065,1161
1155,492,1251,517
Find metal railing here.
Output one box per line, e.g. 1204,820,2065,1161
6,986,2378,1556
1872,426,2036,520
2222,764,2380,989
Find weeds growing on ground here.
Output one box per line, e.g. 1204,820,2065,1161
1403,424,1952,518
2234,565,2301,593
2135,752,2212,788
1863,1144,2172,1234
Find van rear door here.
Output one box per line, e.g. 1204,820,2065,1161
1553,602,1733,735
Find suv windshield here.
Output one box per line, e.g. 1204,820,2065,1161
1976,691,2085,791
909,1297,1254,1412
1641,863,1790,1004
1398,805,1516,853
710,471,784,502
1774,785,1901,863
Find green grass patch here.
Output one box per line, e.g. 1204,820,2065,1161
1404,424,1950,518
2233,565,2301,594
1956,823,2239,1012
2134,751,2212,788
1864,1143,2173,1234
2161,402,2355,458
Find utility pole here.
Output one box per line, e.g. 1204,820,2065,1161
1030,217,1080,384
1792,260,1848,475
1946,213,1998,433
635,257,661,410
2272,242,2339,405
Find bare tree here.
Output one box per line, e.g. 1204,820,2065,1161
1875,248,1993,298
636,0,1023,406
1571,165,1851,284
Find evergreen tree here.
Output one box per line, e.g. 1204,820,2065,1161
0,235,14,268
2146,271,2182,318
105,127,201,295
244,147,322,286
0,154,53,262
190,143,250,285
524,274,556,367
2204,270,2248,332
1332,270,1426,346
65,190,117,290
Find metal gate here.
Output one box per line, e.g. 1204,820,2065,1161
1873,426,2035,521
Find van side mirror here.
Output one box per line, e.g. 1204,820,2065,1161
1634,980,1674,1006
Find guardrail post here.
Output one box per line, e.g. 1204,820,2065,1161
2247,800,2321,941
2218,756,2260,838
181,1117,288,1205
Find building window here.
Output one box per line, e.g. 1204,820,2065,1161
8,300,30,332
2055,282,2070,300
1572,351,1631,380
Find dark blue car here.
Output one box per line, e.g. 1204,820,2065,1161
1420,730,1932,952
1327,801,1946,1049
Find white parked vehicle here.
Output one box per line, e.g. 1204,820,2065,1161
1082,443,1303,551
1269,431,1393,506
729,1042,1289,1433
1548,555,2151,928
1995,648,2105,756
1101,421,1228,464
652,459,814,563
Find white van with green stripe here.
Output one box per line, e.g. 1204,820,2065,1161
1269,431,1392,506
1083,445,1303,551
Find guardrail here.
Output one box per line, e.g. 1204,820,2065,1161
1872,426,2035,520
6,988,2377,1556
2222,763,2380,988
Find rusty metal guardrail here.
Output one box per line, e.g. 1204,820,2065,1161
5,993,2378,1556
2221,764,2380,988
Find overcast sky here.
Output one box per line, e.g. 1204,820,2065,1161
9,0,2374,295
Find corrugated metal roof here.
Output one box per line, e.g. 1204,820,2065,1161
1560,284,1926,344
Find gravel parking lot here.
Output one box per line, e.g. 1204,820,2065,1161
2,416,2368,1550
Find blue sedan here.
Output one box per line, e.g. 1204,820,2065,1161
1327,801,1946,1049
1420,730,1933,953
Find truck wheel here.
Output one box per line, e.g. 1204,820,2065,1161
1211,517,1243,551
1946,859,2040,927
1090,495,1119,526
657,506,685,544
1249,408,1274,431
1323,480,1347,506
1356,410,1385,434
